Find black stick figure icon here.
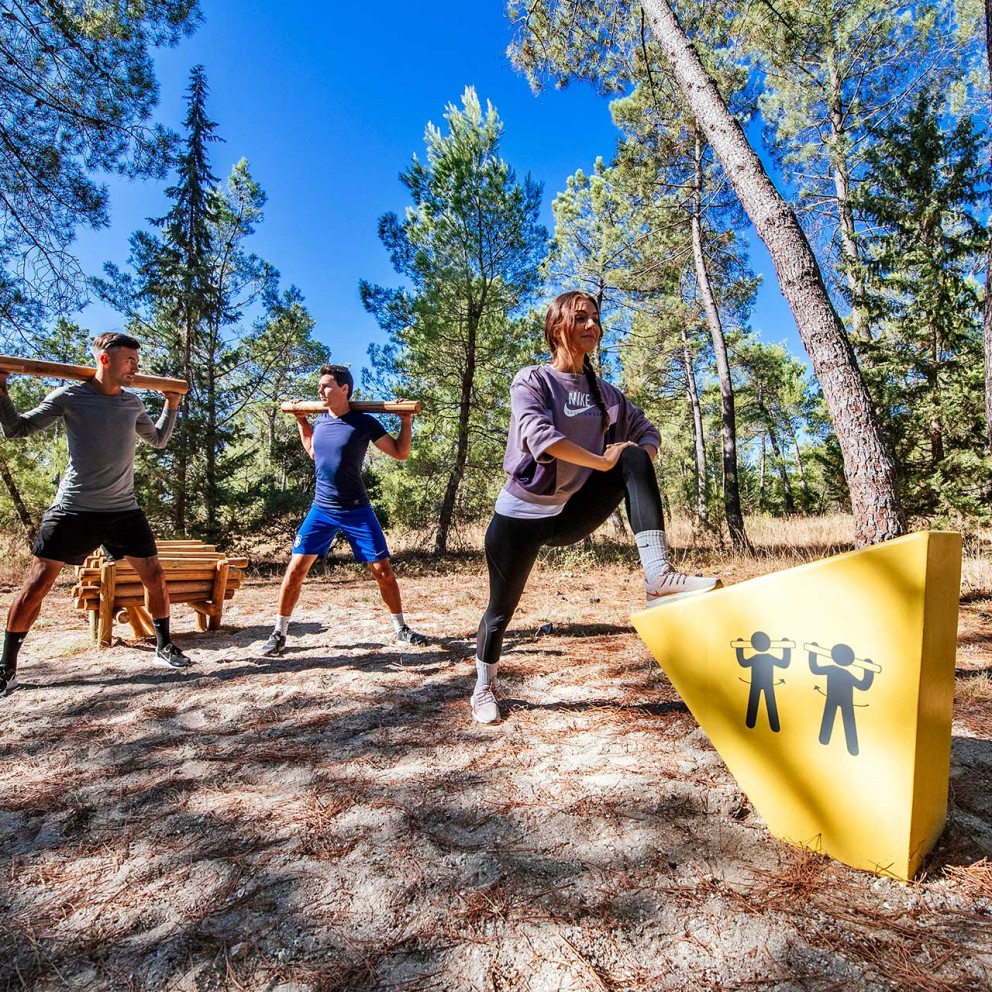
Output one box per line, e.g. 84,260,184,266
806,642,881,756
732,631,794,732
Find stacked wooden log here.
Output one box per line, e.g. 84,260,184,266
71,540,248,647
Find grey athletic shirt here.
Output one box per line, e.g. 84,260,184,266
0,382,177,511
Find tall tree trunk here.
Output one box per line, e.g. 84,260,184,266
827,50,870,344
691,134,752,553
641,0,905,546
928,319,945,466
758,436,767,512
984,0,992,450
680,325,708,526
0,453,36,541
205,342,218,539
435,312,477,555
757,386,795,515
786,422,812,506
175,309,193,534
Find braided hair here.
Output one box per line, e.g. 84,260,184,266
544,291,610,435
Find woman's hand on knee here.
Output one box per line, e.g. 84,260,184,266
599,441,636,470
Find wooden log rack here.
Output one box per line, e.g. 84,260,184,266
71,539,248,647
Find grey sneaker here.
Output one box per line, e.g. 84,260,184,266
646,568,722,607
470,685,500,725
259,631,286,657
396,625,427,646
0,673,19,698
154,642,192,669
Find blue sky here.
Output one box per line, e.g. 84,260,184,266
70,0,802,378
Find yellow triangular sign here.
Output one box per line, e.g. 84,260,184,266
632,531,961,880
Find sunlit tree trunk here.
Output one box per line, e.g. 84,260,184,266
757,385,795,515
680,325,708,527
691,134,751,552
0,453,36,541
641,0,905,545
827,51,869,344
984,0,992,450
436,301,479,555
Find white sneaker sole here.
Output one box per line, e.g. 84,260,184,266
1,675,19,697
645,579,722,609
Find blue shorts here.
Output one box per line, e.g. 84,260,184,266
292,503,390,563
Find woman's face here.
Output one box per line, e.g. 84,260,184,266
560,298,601,358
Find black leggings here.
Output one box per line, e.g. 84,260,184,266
476,445,663,665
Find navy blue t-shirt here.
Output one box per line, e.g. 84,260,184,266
312,411,387,510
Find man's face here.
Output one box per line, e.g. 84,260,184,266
102,347,140,386
318,374,348,406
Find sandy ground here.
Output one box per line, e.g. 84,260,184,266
1,548,991,992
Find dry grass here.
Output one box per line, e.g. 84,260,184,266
0,515,990,991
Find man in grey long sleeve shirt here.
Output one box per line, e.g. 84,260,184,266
0,332,191,698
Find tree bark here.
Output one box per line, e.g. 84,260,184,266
691,134,752,552
435,307,477,555
758,436,767,512
641,0,905,546
757,385,795,515
680,325,708,527
827,50,870,344
984,0,992,450
786,421,812,506
0,453,37,541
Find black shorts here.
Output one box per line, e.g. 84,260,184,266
32,507,158,566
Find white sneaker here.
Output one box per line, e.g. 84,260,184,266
470,685,500,725
645,568,722,607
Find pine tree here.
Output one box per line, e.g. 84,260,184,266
360,88,547,554
95,69,315,540
853,90,991,519
0,0,200,333
508,0,906,545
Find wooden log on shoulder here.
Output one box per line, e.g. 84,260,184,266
0,354,189,394
280,400,421,415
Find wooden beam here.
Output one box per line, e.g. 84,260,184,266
280,400,421,415
0,354,189,394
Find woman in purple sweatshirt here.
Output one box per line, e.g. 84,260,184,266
471,290,720,724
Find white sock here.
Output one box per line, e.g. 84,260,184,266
635,529,671,585
276,615,291,636
390,612,406,633
475,658,499,694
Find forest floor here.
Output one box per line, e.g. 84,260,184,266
1,518,991,992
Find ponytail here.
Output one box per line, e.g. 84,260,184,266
582,354,610,435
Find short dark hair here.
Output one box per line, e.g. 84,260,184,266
92,332,141,356
319,363,354,398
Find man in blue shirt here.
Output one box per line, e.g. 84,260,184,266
258,364,426,656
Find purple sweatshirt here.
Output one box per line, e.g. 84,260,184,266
502,365,661,507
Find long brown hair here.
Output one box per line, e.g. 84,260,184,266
544,291,610,434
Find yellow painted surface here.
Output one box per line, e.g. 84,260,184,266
631,531,961,880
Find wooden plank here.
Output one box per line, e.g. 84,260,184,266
127,604,156,639
0,354,188,394
280,399,421,415
79,587,238,609
208,560,230,631
97,561,116,648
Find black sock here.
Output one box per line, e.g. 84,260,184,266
2,631,26,679
152,617,171,650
